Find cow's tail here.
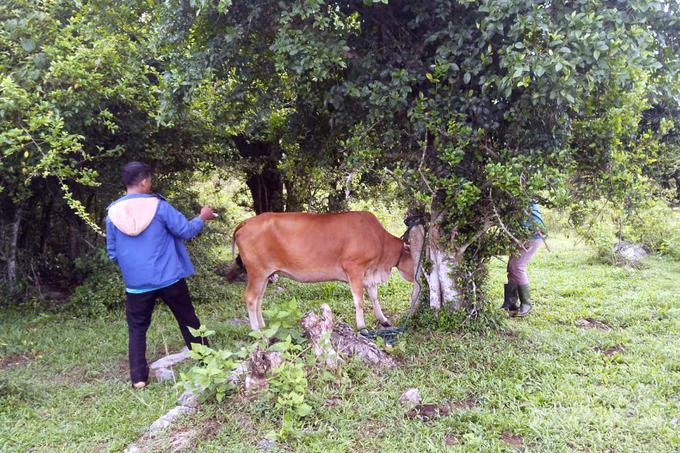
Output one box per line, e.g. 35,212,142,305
231,221,246,270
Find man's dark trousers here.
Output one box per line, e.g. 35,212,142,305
125,278,206,383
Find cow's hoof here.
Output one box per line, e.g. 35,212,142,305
378,321,393,329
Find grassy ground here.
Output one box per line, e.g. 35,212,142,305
1,233,679,452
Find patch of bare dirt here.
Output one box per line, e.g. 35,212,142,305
597,344,626,356
406,404,446,421
498,329,520,338
324,398,342,407
575,318,611,332
448,397,478,411
444,434,460,446
0,353,34,370
52,366,87,384
500,431,524,450
407,397,478,422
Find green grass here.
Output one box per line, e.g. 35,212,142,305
1,234,679,452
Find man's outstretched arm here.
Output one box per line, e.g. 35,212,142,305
160,202,215,240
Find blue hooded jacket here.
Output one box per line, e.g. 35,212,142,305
106,193,205,290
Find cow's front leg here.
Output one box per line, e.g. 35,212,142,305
346,270,367,330
366,285,391,328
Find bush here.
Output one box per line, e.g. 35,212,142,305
573,197,680,262
67,247,126,316
540,208,571,236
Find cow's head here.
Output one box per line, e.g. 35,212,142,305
396,242,415,283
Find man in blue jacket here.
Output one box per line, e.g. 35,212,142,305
106,162,216,388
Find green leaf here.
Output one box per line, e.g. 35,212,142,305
21,39,36,52
297,403,312,417
269,341,290,352
263,325,280,338
463,72,471,84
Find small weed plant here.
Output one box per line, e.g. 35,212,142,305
179,298,320,439
180,325,247,403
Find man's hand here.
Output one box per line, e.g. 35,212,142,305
199,206,217,221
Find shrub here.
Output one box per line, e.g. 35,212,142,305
573,197,680,262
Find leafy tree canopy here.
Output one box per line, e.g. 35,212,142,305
154,0,680,310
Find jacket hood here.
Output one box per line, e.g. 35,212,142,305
108,195,160,236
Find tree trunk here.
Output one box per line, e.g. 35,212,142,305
425,208,464,310
284,179,301,212
40,198,53,254
68,224,79,262
8,205,23,295
245,166,285,214
407,224,426,310
423,202,492,311
234,137,286,214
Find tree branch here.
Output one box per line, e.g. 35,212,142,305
418,134,435,195
489,190,528,252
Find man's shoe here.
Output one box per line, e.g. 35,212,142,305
132,381,147,389
511,284,532,317
500,284,519,310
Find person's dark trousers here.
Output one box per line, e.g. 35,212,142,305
125,278,207,384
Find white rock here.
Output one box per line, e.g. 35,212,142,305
256,439,275,451
399,388,422,407
613,241,648,266
149,406,196,433
151,367,175,382
177,389,199,408
149,347,190,370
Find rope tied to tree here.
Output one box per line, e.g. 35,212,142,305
360,214,427,345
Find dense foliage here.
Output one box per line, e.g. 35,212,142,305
0,0,220,298
155,0,680,311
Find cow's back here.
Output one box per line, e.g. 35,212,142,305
234,211,392,283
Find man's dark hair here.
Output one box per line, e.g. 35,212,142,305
122,162,152,187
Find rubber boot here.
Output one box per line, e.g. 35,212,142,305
500,284,519,310
512,284,533,317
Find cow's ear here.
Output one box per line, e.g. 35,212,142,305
403,243,411,254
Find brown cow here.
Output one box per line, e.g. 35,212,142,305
231,211,415,331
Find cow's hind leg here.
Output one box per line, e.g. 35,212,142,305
244,273,268,330
366,285,391,328
346,268,367,330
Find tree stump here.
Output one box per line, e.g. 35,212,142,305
245,346,283,392
300,304,397,368
299,303,340,370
